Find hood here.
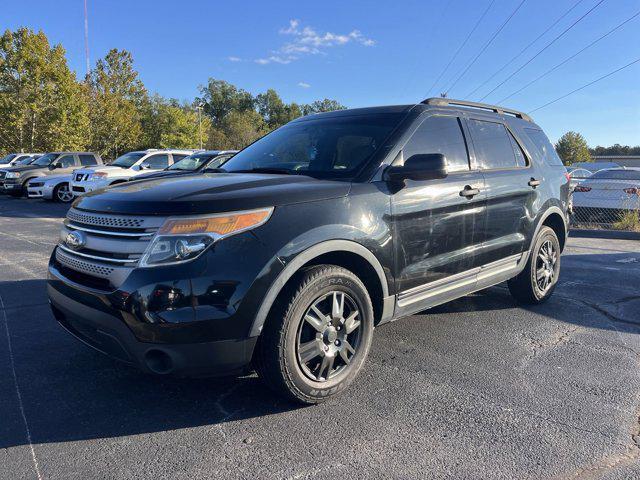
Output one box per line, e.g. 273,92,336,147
75,165,122,174
2,165,45,173
74,173,351,215
39,174,72,183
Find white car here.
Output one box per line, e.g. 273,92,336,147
573,168,640,221
27,175,75,202
70,149,196,196
0,153,43,167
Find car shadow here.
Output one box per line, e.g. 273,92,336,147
1,251,639,448
0,196,71,219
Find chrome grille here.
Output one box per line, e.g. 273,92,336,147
56,248,114,278
67,210,146,228
56,208,166,288
74,173,89,182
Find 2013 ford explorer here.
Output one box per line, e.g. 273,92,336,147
48,98,570,403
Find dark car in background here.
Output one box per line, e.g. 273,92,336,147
48,98,570,404
134,150,237,181
0,151,101,197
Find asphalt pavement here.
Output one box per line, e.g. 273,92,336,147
1,195,639,480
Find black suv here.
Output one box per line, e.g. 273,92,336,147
48,98,570,403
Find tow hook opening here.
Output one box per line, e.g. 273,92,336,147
144,349,174,375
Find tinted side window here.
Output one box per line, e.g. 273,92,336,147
144,154,169,169
524,128,564,166
57,155,76,168
468,119,519,170
79,154,97,166
172,154,187,163
403,116,470,172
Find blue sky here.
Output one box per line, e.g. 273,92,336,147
5,0,639,146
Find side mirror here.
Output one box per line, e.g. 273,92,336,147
384,153,448,183
140,162,151,170
132,164,142,171
48,163,59,170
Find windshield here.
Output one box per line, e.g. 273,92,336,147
15,156,35,165
112,152,146,168
32,153,58,166
168,153,216,171
0,154,17,164
591,170,640,180
221,113,404,179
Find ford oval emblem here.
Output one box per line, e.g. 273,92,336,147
65,231,86,250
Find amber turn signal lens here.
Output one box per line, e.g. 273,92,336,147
159,208,273,236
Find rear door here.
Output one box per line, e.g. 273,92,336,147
466,117,539,266
143,154,170,170
390,114,486,305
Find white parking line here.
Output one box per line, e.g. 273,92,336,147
0,294,43,480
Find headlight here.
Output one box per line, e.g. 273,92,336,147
90,172,108,179
6,172,21,179
138,207,273,267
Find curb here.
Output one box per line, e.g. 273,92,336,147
569,228,640,241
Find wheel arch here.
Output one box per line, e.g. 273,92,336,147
525,206,568,260
249,240,391,337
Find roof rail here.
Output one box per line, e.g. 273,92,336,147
421,97,532,122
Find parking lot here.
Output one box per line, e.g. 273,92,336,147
1,195,639,480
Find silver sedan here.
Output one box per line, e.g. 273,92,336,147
27,174,75,203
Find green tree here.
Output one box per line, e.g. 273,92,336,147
88,49,146,158
302,98,346,115
143,95,211,149
555,131,592,166
255,89,302,129
197,79,254,125
0,28,89,153
208,110,267,150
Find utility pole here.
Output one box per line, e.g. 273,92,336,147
84,0,90,78
196,104,204,150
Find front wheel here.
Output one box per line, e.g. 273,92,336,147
508,226,561,304
53,183,74,203
255,265,374,404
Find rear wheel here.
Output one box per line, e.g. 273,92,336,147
53,183,74,203
508,226,561,304
255,265,374,404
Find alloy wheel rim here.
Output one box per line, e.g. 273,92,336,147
296,291,362,382
535,239,558,294
58,185,73,202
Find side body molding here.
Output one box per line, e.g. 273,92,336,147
249,240,391,337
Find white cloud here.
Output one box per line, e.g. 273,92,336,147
228,56,242,62
256,19,375,65
298,82,311,88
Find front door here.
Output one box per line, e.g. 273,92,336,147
390,114,486,312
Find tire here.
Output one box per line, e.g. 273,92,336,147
255,265,374,404
53,183,74,203
508,226,561,304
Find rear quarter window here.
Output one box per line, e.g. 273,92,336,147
524,128,564,166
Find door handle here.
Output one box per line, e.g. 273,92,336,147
459,185,480,198
528,178,541,188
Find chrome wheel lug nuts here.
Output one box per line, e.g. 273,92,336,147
335,340,340,346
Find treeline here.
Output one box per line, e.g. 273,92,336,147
555,131,639,166
589,144,640,156
0,28,345,160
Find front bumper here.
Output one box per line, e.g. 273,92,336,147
71,179,109,196
1,179,22,193
48,260,259,377
27,183,54,200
